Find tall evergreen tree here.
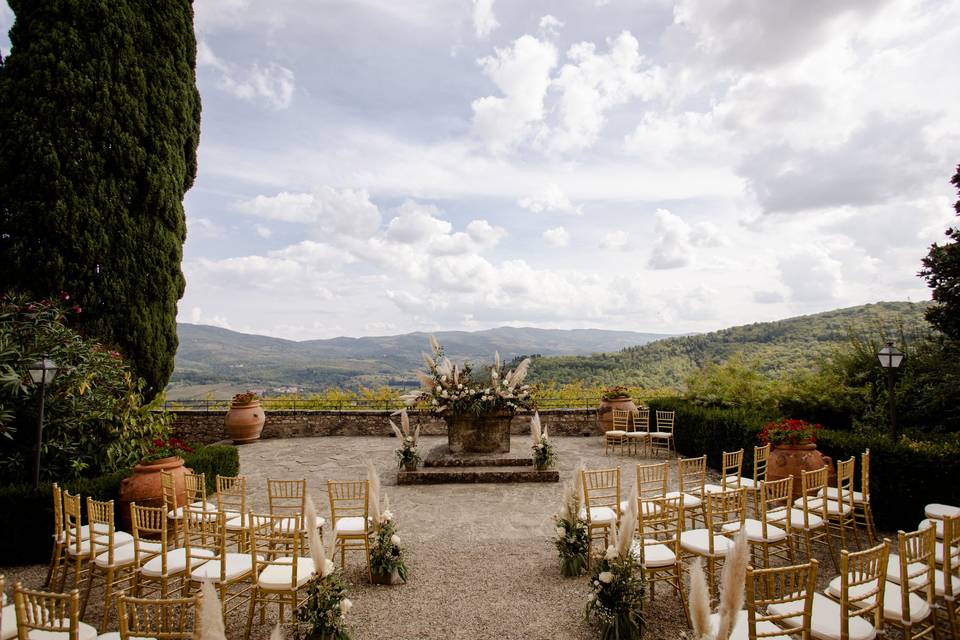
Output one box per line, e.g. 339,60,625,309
0,0,201,397
921,166,960,340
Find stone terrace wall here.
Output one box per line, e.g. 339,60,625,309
171,408,600,445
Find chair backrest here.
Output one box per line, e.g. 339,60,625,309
836,457,856,511
581,467,621,517
267,479,307,518
838,541,889,638
86,497,119,563
215,475,246,517
895,526,937,615
116,594,199,639
636,462,668,500
860,449,871,502
13,584,81,639
611,409,629,431
130,503,173,574
632,409,650,432
721,449,744,489
943,515,960,598
704,488,746,553
327,480,369,527
747,560,818,640
753,444,770,483
160,470,177,514
184,472,206,504
677,455,706,496
62,490,84,558
183,505,226,577
798,467,829,528
655,410,675,433
759,477,793,539
51,483,64,543
635,495,683,566
248,512,308,591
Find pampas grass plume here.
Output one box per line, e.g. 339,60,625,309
429,334,441,355
199,580,227,640
366,460,381,529
530,412,542,446
616,496,636,558
688,559,711,640
509,358,531,388
269,624,285,640
714,528,748,640
304,494,326,576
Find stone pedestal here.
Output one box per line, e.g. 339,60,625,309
445,412,513,454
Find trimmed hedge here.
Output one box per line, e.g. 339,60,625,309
0,445,239,566
647,399,960,531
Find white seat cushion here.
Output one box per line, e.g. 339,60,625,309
190,553,255,582
728,475,757,489
140,547,214,577
2,604,15,640
820,487,867,504
334,516,369,535
605,430,626,437
94,540,162,568
665,491,701,508
618,500,661,516
887,555,960,597
925,503,960,520
919,519,944,540
168,501,216,519
23,621,98,640
680,529,733,556
768,507,825,530
578,507,617,524
55,524,91,544
257,556,316,590
708,610,791,640
826,577,932,624
793,497,851,515
96,633,153,640
631,540,676,568
722,518,787,542
768,592,876,640
66,531,133,557
649,432,673,439
273,514,326,533
625,431,649,438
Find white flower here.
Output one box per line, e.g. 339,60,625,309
587,593,595,602
458,383,463,389
556,526,565,537
404,436,413,443
432,399,438,406
598,571,614,584
441,375,447,382
391,534,401,546
605,545,618,560
340,598,352,615
382,510,393,522
492,371,499,379
435,385,441,392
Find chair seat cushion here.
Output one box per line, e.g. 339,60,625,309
727,475,757,489
66,531,134,557
665,491,701,508
55,524,91,544
190,552,256,582
820,487,867,504
274,515,326,533
94,540,162,568
140,547,214,577
334,516,369,535
578,507,617,524
708,610,791,640
768,592,876,640
679,529,733,555
625,431,649,438
257,556,316,590
96,633,153,640
924,503,960,520
2,604,15,640
24,621,98,640
721,518,787,542
919,519,944,540
649,432,673,439
605,431,626,437
631,540,677,568
168,501,216,519
886,555,960,597
768,507,824,530
792,497,851,515
618,500,661,516
704,483,738,494
825,577,932,623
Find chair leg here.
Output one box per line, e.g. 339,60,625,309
44,542,62,589
365,534,373,583
99,567,116,631
80,563,96,619
245,588,258,640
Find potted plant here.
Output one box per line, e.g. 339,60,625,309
225,391,265,444
390,410,421,472
553,467,588,577
401,337,532,455
530,412,555,471
598,386,638,433
369,498,408,585
585,502,645,639
119,437,193,531
761,418,834,498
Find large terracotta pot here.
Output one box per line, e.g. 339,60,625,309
444,411,513,454
118,456,190,533
225,400,265,444
597,397,638,433
767,442,835,500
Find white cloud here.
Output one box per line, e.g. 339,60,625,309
647,209,725,270
466,219,506,248
518,183,583,215
472,0,499,38
753,291,786,304
538,15,564,38
385,201,451,244
254,224,272,238
543,226,570,248
776,245,843,303
599,230,630,251
187,216,221,238
197,39,295,109
188,306,233,329
237,187,381,238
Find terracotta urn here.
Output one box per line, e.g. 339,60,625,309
597,397,637,433
225,400,265,444
118,456,190,533
767,442,835,500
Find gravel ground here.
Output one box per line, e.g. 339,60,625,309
1,436,886,639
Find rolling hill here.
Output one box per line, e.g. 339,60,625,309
526,301,932,389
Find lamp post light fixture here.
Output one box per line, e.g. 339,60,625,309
877,341,904,440
27,357,58,489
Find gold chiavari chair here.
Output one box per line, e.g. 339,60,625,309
740,560,818,640
730,444,770,517
60,490,98,593
649,410,675,457
772,466,836,572
771,541,888,640
185,505,254,617
866,526,938,640
1,575,14,640
635,495,686,613
624,409,650,456
620,462,668,517
13,584,99,640
267,479,307,531
723,477,794,569
164,472,214,547
668,455,706,529
705,449,744,493
820,450,876,544
327,480,372,581
804,457,858,553
680,487,747,596
580,467,621,567
936,514,960,639
80,497,139,630
925,503,960,522
115,594,199,640
216,475,248,551
44,483,79,590
244,513,315,640
132,503,213,601
605,409,629,456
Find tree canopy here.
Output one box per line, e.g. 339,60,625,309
921,165,960,340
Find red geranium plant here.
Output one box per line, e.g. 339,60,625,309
143,437,193,462
758,418,822,446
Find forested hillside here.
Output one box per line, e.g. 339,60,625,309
527,301,930,389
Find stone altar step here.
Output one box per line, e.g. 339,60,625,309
422,444,533,468
397,465,559,485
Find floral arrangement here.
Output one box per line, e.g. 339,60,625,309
687,529,748,640
390,409,421,470
758,418,823,446
585,498,644,640
369,494,408,584
142,437,192,462
231,391,259,405
401,336,532,416
297,495,350,640
530,412,555,470
601,386,632,402
553,461,588,577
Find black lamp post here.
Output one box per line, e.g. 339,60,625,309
877,341,904,440
28,357,58,489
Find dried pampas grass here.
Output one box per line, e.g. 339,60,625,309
573,459,585,513
305,494,331,577
270,624,285,640
421,352,435,370
366,459,381,529
199,580,227,640
508,358,531,389
616,495,636,558
429,334,441,355
714,529,748,640
530,412,543,446
688,559,711,640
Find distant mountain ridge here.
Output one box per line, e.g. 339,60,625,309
169,324,672,399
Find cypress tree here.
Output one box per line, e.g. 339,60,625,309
921,166,960,340
0,0,201,398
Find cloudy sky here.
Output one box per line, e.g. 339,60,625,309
2,0,958,340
